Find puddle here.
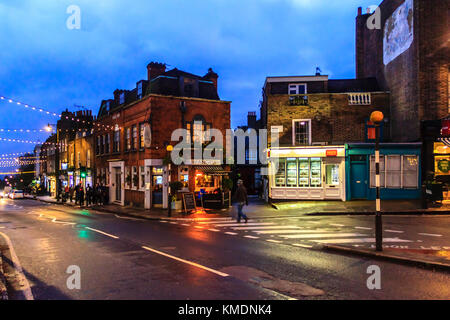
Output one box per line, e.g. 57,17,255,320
221,266,325,298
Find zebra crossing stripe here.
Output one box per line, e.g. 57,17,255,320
267,239,283,244
281,233,366,239
255,229,330,235
312,237,412,244
213,222,275,227
292,243,313,248
244,235,259,239
224,232,238,236
232,225,301,230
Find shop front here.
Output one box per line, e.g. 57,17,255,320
432,140,450,200
268,146,346,201
192,165,231,209
346,143,421,200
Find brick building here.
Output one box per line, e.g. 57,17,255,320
94,62,230,208
260,72,422,202
260,73,391,201
356,0,449,142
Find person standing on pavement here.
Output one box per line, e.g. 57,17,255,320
79,183,85,207
232,179,248,223
86,184,92,206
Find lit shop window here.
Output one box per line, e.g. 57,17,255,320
273,157,322,188
370,155,418,189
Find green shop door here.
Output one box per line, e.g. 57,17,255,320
350,160,368,199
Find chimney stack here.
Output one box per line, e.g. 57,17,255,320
358,6,362,16
204,67,219,90
147,62,166,81
247,111,257,129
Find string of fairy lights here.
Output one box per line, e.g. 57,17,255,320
0,95,126,165
0,95,117,131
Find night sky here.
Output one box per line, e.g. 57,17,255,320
0,0,379,161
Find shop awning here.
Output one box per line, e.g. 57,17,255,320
438,138,450,147
195,165,231,175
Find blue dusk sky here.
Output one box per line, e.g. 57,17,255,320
0,0,380,160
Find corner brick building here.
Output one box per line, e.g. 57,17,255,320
261,75,390,146
356,0,449,142
94,62,230,208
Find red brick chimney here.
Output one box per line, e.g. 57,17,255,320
358,6,362,16
204,68,218,90
147,62,166,81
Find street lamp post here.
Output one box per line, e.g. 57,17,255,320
370,111,384,252
46,124,60,201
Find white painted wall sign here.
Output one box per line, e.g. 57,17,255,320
383,0,414,65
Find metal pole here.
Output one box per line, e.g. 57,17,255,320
375,124,383,251
55,127,60,202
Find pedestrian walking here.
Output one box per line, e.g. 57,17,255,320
232,179,248,223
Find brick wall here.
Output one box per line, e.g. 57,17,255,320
356,0,449,141
266,92,390,146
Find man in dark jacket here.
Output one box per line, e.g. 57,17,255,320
233,179,248,223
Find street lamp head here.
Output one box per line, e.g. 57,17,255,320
370,111,384,124
44,125,53,132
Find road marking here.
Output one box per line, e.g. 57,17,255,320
0,231,34,300
385,229,404,233
266,239,283,244
141,245,229,277
281,233,366,239
418,233,442,237
292,243,313,248
159,220,168,223
0,226,5,229
114,214,144,221
355,226,371,230
169,222,178,225
214,222,274,227
194,226,204,229
312,237,412,244
224,232,238,235
85,227,119,239
208,228,221,232
244,235,259,239
330,223,345,227
181,223,190,226
255,229,329,235
232,225,301,230
51,218,76,225
194,217,234,221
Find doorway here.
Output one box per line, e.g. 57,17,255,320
115,169,122,202
350,159,368,199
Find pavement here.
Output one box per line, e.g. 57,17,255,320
1,198,449,299
23,194,450,272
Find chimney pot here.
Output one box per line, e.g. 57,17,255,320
358,7,362,16
147,62,166,81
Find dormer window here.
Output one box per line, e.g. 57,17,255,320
137,82,143,99
105,101,110,112
289,84,307,95
119,92,125,104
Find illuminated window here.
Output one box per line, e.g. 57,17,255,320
292,119,311,146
